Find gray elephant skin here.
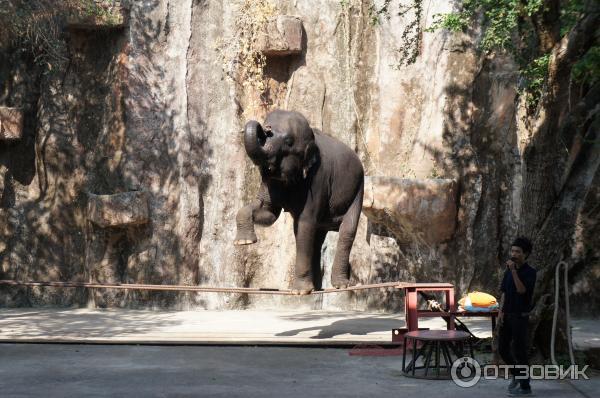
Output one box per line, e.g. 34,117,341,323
235,110,364,295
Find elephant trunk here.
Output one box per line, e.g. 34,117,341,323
243,120,268,166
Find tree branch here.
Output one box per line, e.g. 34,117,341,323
557,82,600,189
532,110,600,278
547,4,600,91
528,0,561,53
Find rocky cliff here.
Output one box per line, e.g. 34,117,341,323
1,0,597,313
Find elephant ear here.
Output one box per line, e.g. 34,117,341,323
303,141,320,179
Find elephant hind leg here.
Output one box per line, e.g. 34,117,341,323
311,230,327,291
331,186,363,288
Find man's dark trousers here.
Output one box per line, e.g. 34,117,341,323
499,313,531,389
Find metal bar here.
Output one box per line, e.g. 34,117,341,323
423,341,434,377
441,343,453,369
435,341,440,378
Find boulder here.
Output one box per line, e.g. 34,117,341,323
257,15,303,56
363,177,458,244
0,107,23,141
87,191,150,228
66,1,127,30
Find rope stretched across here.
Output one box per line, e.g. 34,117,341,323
0,279,408,295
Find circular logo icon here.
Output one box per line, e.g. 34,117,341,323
451,357,481,387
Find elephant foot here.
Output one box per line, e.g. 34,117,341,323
331,276,350,289
291,278,314,295
234,230,258,246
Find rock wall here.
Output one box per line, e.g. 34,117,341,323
1,0,598,313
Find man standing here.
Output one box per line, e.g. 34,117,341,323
499,237,537,396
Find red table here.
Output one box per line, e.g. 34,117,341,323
400,283,456,332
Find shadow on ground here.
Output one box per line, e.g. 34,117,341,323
0,309,182,338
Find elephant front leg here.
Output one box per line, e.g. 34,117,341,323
291,220,317,295
234,199,281,245
234,201,260,245
331,187,363,289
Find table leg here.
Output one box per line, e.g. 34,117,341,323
424,341,434,377
406,287,418,332
442,343,453,371
469,340,474,360
402,336,407,372
435,341,440,378
446,288,455,330
412,337,417,376
448,341,462,359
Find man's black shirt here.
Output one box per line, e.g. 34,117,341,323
500,262,537,313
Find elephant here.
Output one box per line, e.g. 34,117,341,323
234,109,364,295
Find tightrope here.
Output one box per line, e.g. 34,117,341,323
0,280,408,295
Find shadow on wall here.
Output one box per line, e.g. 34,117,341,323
354,36,518,306
419,42,518,299
0,1,213,309
81,1,214,308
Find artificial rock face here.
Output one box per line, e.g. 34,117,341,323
0,107,23,141
257,15,303,56
87,191,150,228
363,177,458,244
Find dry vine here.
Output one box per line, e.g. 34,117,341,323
214,0,276,108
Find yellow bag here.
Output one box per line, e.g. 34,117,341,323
466,291,497,307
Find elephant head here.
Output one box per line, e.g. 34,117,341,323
243,110,319,184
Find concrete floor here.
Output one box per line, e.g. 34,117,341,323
0,344,597,398
0,309,598,397
0,308,494,345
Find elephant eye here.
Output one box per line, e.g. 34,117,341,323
284,136,294,146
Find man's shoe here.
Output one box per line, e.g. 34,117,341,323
508,387,532,396
507,377,519,392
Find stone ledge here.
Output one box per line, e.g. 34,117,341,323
87,191,150,228
0,107,24,141
257,15,303,56
66,1,128,30
363,176,458,244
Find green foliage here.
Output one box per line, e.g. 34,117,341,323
363,0,423,67
75,0,123,26
394,0,423,67
521,54,550,106
367,0,393,26
427,0,543,53
572,46,600,86
426,0,593,109
560,0,585,36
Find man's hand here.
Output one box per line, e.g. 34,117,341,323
506,259,516,271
